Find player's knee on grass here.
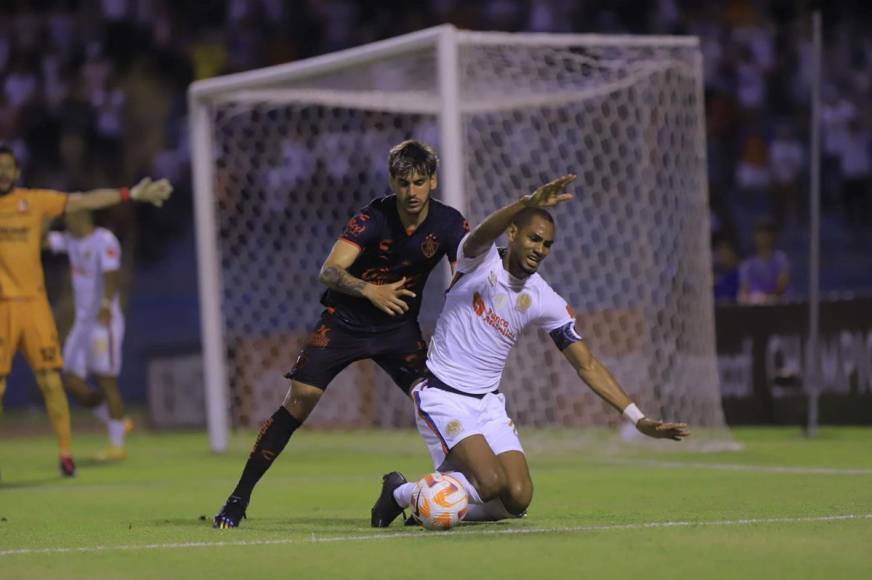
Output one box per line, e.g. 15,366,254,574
281,380,323,422
501,478,533,516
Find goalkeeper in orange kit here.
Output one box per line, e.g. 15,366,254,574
0,144,172,477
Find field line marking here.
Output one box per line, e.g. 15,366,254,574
2,513,871,557
601,458,872,475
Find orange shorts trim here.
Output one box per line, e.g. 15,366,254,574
0,296,63,375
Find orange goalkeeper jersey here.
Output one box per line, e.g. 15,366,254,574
0,188,67,298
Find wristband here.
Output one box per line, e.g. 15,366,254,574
622,403,645,424
120,187,130,202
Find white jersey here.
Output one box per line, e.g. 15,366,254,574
47,228,122,322
426,234,579,395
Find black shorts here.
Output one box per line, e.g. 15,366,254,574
286,310,427,394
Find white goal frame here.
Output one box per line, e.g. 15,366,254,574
189,25,706,453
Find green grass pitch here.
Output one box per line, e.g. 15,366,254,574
1,420,871,579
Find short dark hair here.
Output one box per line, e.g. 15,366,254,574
511,207,554,230
388,140,438,178
0,144,16,165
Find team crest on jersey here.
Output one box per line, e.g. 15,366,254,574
446,420,463,437
17,199,28,213
421,233,439,258
515,293,532,313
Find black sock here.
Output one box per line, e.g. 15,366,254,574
231,406,302,500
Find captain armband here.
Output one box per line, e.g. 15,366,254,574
548,321,582,351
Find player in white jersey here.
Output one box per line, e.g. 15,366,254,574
46,210,130,461
372,175,690,527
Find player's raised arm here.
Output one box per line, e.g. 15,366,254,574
462,174,576,259
560,340,690,441
318,239,415,316
65,177,173,213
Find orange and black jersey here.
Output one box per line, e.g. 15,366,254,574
322,195,468,332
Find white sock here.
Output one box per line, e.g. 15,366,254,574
92,403,110,424
108,419,125,448
442,471,483,504
393,482,416,509
463,498,516,522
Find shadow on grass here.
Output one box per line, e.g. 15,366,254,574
146,516,372,531
0,477,60,489
74,458,123,468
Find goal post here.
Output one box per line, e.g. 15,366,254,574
189,25,734,453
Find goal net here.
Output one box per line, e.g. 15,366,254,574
190,26,733,451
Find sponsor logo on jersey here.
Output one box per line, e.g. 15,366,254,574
361,266,393,285
0,225,28,241
378,239,393,254
472,291,516,339
421,233,439,258
484,308,516,340
472,292,485,316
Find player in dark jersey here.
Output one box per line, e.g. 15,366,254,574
214,140,468,528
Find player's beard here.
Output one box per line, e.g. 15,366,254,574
521,253,541,274
507,251,538,278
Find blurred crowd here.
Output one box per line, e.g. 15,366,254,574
1,0,870,292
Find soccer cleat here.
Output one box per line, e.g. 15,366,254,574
404,514,419,527
95,446,127,462
370,471,407,528
59,455,76,478
213,496,248,529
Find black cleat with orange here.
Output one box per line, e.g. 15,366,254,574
370,471,407,528
213,495,248,529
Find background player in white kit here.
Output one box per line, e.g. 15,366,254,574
46,210,130,461
372,175,690,527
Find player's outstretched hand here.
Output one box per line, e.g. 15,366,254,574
635,418,690,441
522,174,576,209
131,177,173,207
364,276,416,316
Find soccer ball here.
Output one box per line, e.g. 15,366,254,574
410,472,469,531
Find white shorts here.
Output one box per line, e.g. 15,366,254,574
62,317,125,378
412,380,524,470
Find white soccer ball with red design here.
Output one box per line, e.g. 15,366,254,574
410,472,469,531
